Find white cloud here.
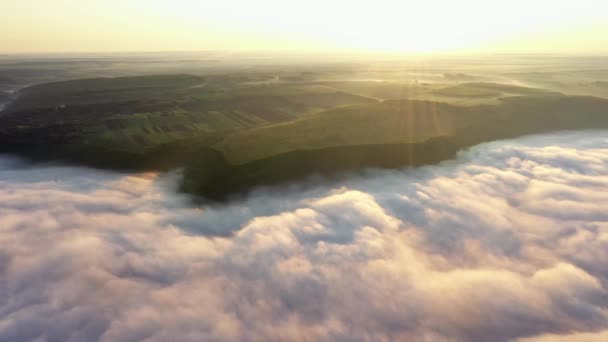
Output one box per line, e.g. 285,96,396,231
1,131,608,341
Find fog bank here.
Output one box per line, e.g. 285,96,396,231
1,131,608,341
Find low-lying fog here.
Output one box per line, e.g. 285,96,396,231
1,131,608,342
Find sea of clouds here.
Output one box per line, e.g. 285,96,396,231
1,131,608,342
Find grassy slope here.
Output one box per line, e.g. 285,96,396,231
0,75,377,154
214,83,560,165
2,74,608,200
322,81,560,106
183,95,608,200
215,100,483,164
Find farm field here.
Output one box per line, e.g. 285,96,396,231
1,55,607,198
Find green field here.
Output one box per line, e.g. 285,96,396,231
1,74,376,153
215,100,478,164
1,63,608,200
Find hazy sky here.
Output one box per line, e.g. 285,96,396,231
1,0,607,54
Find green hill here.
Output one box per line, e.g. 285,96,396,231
2,74,608,201
215,100,482,164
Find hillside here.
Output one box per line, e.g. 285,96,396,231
1,74,607,200
0,74,376,153
181,95,608,200
215,100,481,164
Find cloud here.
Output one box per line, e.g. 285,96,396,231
518,330,608,342
1,131,608,341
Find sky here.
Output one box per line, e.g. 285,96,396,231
1,0,607,54
2,130,608,341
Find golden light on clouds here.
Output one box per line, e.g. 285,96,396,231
1,0,607,53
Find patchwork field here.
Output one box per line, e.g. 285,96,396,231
1,56,607,199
